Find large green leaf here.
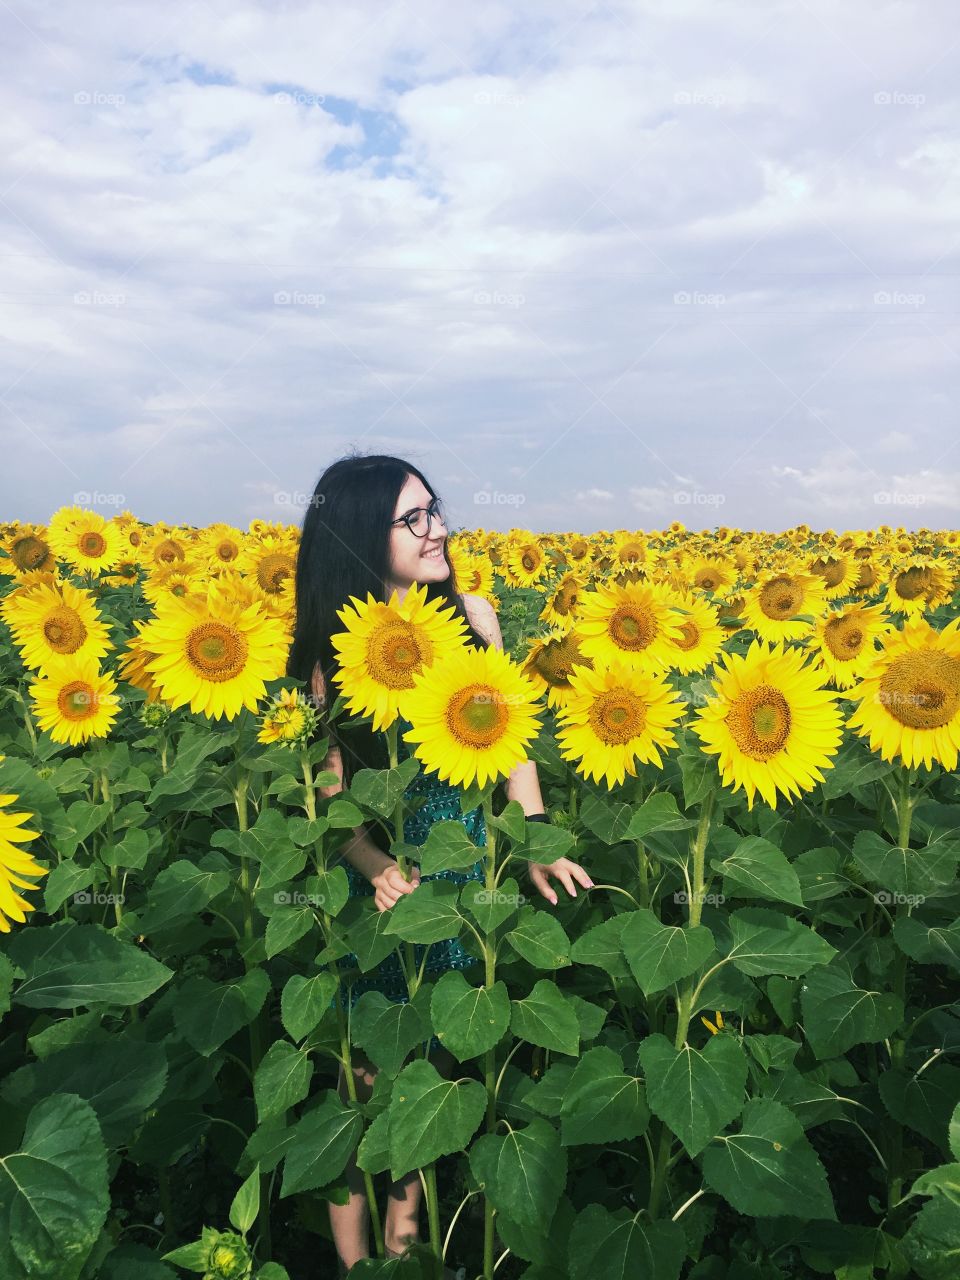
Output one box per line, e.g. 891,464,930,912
637,1032,748,1157
8,923,173,1009
569,1203,686,1280
800,966,904,1059
171,969,270,1057
386,1060,486,1179
430,970,510,1061
902,1191,960,1280
136,859,232,934
0,1093,109,1280
510,979,580,1056
569,914,632,980
460,878,523,932
281,972,337,1043
505,908,572,969
254,1040,313,1123
559,1046,649,1146
713,835,805,907
894,915,960,972
620,909,715,995
351,989,432,1076
382,880,463,944
880,1064,960,1152
416,820,484,873
625,791,698,839
347,759,421,817
280,1094,363,1197
852,830,959,898
701,1098,837,1220
335,900,403,973
469,1118,566,1227
724,907,837,977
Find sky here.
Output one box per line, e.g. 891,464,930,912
1,0,958,534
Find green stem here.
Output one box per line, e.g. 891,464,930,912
480,791,499,1280
636,839,650,908
887,766,914,1213
424,1164,443,1278
337,1009,385,1258
385,720,418,998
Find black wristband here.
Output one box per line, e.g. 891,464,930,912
525,812,550,823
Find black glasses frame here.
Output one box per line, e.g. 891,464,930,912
389,496,446,538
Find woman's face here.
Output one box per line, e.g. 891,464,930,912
387,473,449,597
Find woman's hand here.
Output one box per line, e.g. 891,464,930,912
370,860,421,912
527,857,594,906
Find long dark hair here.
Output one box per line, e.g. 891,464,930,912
286,450,491,805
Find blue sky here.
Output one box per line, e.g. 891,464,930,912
1,0,958,532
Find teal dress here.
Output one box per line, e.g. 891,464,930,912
333,715,485,1020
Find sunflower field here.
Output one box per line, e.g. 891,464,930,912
1,509,960,1280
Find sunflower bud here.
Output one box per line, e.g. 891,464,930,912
204,1231,253,1280
140,700,174,728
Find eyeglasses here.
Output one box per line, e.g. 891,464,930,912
390,496,447,538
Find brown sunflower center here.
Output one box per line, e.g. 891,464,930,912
894,567,931,601
609,604,657,652
448,683,510,747
366,621,426,690
675,619,701,652
823,616,865,660
216,541,239,563
726,685,792,759
758,576,803,620
878,650,960,730
812,557,847,588
13,534,49,571
588,689,646,745
57,680,97,720
553,582,578,615
695,572,719,591
43,606,87,655
521,551,538,572
157,540,185,564
257,552,293,594
186,621,249,682
79,531,107,558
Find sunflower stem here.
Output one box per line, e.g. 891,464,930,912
887,765,915,1214
480,791,499,1280
336,1004,385,1258
385,718,418,997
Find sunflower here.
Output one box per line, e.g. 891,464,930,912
257,686,318,747
554,660,685,788
691,640,844,810
1,579,114,676
201,524,246,569
538,572,585,633
0,526,57,578
663,594,726,675
883,559,955,618
846,615,960,771
850,559,881,596
503,539,548,589
400,642,544,788
808,601,892,689
0,775,47,933
807,552,859,599
448,544,495,601
138,580,289,721
686,555,737,596
740,570,827,644
46,507,125,574
234,534,298,611
575,579,685,673
520,627,594,709
28,656,122,745
330,582,471,732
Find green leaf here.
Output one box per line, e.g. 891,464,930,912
382,880,463,945
355,1108,392,1176
523,823,577,864
460,877,524,932
280,972,337,1043
713,835,805,908
489,799,527,842
430,971,510,1061
100,828,151,870
800,966,904,1059
505,908,572,969
352,990,432,1076
620,909,715,996
852,830,959,898
725,907,837,977
8,922,173,1009
679,743,716,809
894,915,960,972
264,904,317,959
579,791,638,845
569,914,632,980
336,900,403,973
469,1118,566,1227
560,1046,649,1146
138,860,233,935
910,1164,960,1207
172,969,270,1057
625,791,698,840
902,1192,960,1280
951,1100,960,1162
387,1059,486,1179
416,820,484,874
228,1165,260,1235
42,862,94,915
880,1064,960,1152
348,759,421,818
280,1094,363,1197
701,1098,837,1220
637,1032,748,1157
254,1041,313,1123
510,979,580,1056
569,1203,687,1280
0,1093,109,1280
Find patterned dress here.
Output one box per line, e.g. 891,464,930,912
333,715,486,1019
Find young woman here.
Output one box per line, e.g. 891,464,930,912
286,452,593,1273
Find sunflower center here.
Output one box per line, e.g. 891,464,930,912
895,567,931,601
589,690,646,745
759,576,803,620
448,683,510,747
257,552,293,594
726,685,792,759
878,651,960,730
824,616,865,660
13,534,49,570
521,552,537,572
58,681,96,720
675,620,700,652
609,604,657,652
812,557,846,587
43,606,87,655
696,572,719,591
216,541,239,562
367,622,425,690
554,583,578,615
157,540,185,564
79,531,107,557
186,621,249,682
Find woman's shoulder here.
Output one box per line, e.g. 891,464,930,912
461,594,501,648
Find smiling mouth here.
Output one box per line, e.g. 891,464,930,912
421,544,445,559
